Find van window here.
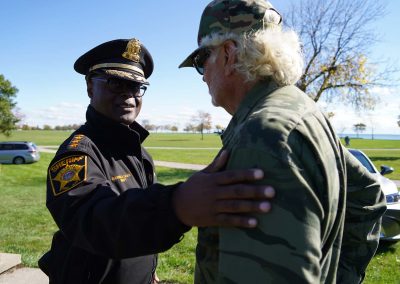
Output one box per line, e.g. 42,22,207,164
14,144,29,150
2,144,14,150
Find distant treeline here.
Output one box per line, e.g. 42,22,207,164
18,124,82,131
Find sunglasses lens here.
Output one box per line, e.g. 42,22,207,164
194,48,211,75
196,66,205,75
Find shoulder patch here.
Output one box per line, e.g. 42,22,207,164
68,134,86,150
49,155,87,196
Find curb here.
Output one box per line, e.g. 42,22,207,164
0,253,20,275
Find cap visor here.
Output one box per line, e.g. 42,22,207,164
98,69,149,85
178,47,202,68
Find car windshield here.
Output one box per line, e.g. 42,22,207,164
350,150,376,174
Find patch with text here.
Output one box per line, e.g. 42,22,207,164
49,155,87,196
111,173,132,183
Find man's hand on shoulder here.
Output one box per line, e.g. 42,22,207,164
172,151,275,227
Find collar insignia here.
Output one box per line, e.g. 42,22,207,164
68,134,84,149
122,38,141,63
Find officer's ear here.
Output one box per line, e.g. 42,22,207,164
86,74,93,98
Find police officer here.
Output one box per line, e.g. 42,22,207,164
38,38,276,284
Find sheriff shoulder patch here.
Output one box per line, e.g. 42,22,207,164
49,155,87,196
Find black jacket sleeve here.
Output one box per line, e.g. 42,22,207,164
46,152,190,259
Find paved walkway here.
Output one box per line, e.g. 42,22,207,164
0,268,47,284
0,253,46,284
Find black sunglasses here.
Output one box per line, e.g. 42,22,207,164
91,76,147,97
193,47,213,75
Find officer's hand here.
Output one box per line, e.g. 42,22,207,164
172,151,275,227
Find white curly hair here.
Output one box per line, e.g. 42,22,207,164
199,27,304,86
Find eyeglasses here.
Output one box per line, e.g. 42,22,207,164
193,47,212,75
91,76,147,97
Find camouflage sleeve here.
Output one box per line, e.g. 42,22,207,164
337,148,386,284
218,131,341,283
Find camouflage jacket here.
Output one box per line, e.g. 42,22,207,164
195,80,386,284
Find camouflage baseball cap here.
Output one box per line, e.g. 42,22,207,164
179,0,282,68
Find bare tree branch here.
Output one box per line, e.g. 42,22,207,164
285,0,398,111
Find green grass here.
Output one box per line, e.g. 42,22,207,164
148,148,219,165
157,229,197,283
0,131,224,147
340,138,400,149
143,133,223,148
0,130,72,145
0,131,399,283
362,150,400,180
0,153,58,266
364,242,400,284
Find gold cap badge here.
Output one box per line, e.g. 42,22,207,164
122,38,141,63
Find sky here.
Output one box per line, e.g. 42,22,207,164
1,0,399,135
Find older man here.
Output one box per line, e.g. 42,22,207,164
180,0,386,283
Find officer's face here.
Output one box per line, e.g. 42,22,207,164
87,75,144,125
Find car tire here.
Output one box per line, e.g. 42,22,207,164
13,157,25,164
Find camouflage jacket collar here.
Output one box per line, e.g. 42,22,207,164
221,78,279,145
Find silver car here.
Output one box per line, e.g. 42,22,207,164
349,149,400,242
0,141,40,164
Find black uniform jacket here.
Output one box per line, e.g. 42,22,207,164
39,106,190,284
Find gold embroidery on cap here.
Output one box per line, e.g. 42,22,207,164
89,63,144,76
104,70,134,79
122,38,141,62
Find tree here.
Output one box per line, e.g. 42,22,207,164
21,124,31,130
0,74,20,136
353,123,366,138
286,0,395,111
215,124,225,133
184,123,196,133
170,125,179,132
141,119,156,131
193,111,212,140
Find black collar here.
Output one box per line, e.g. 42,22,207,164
85,105,149,155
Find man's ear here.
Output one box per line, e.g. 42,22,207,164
223,40,237,76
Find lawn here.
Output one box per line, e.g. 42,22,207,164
0,131,399,283
0,130,72,145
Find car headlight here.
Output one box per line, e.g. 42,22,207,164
386,192,400,204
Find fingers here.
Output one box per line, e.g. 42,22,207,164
216,214,258,228
203,150,229,173
216,185,275,200
213,168,264,185
216,200,272,214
